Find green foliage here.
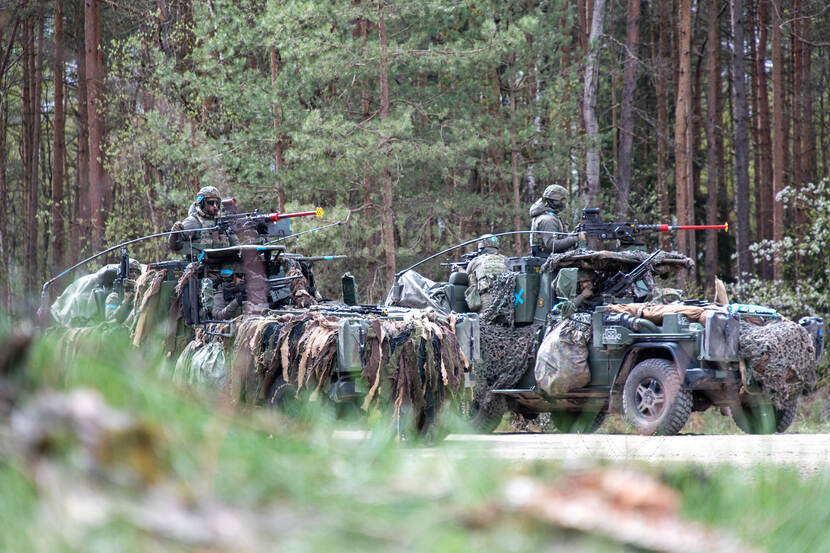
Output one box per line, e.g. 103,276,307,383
729,179,830,320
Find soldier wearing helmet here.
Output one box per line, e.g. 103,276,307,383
529,185,585,256
168,185,239,258
104,258,143,323
464,234,508,312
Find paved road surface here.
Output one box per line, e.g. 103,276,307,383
438,432,830,470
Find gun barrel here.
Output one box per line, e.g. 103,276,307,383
657,223,728,232
268,207,324,221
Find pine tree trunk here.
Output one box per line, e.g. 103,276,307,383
730,0,752,278
269,45,286,213
616,0,640,218
583,0,606,207
674,0,693,266
509,78,522,256
21,20,32,295
756,0,773,278
377,2,396,288
704,0,721,293
771,0,784,280
85,0,105,252
654,0,670,251
76,0,90,256
51,0,66,274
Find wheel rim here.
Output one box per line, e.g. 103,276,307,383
634,377,665,420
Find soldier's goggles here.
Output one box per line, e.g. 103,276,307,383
205,199,220,207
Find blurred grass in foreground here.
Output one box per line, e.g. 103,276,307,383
0,319,828,552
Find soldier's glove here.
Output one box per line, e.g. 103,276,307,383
222,284,239,302
578,231,587,242
124,278,137,291
168,221,185,251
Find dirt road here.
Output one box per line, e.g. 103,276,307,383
440,432,830,470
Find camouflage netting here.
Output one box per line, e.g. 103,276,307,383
473,322,541,421
539,248,694,277
180,309,468,425
481,272,520,326
738,320,817,409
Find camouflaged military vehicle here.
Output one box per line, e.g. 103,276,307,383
405,244,824,436
46,203,481,438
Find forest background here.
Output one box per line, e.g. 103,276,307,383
1,0,829,316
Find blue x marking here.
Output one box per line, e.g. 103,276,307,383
514,288,524,306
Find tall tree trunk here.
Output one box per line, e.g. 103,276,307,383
51,0,66,274
756,0,773,278
85,0,105,252
790,0,803,232
654,0,671,251
616,0,640,218
771,0,784,279
21,19,32,296
377,2,396,287
730,0,752,277
76,0,90,256
674,0,694,266
269,46,286,213
704,0,721,292
509,69,522,255
800,11,814,184
583,0,606,207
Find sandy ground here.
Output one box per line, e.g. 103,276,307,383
440,432,830,470
335,431,830,471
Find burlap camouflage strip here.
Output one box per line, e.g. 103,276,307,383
223,309,466,426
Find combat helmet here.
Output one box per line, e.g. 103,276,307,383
477,234,499,251
196,185,222,202
542,184,568,202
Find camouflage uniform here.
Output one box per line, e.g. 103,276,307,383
530,185,579,255
465,235,508,312
212,273,245,320
168,186,239,259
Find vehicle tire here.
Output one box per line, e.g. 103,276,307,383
550,409,606,434
731,397,798,434
468,396,506,434
265,376,302,417
622,358,692,436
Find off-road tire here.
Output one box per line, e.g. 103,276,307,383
732,397,798,434
622,358,692,436
469,396,506,434
550,409,606,434
265,376,301,417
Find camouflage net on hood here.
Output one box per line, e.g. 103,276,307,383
201,309,468,425
738,320,817,409
540,248,694,278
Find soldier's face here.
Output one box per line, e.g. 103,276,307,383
204,198,220,216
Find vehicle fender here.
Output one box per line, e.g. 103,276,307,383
608,342,694,413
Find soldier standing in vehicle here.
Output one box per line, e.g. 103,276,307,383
212,270,246,320
465,234,508,312
529,185,586,256
104,259,142,323
168,186,239,258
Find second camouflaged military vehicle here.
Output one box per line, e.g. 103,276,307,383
464,247,823,436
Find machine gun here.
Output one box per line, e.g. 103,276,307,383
115,248,129,299
216,207,324,239
439,251,479,269
578,207,727,246
602,249,662,298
